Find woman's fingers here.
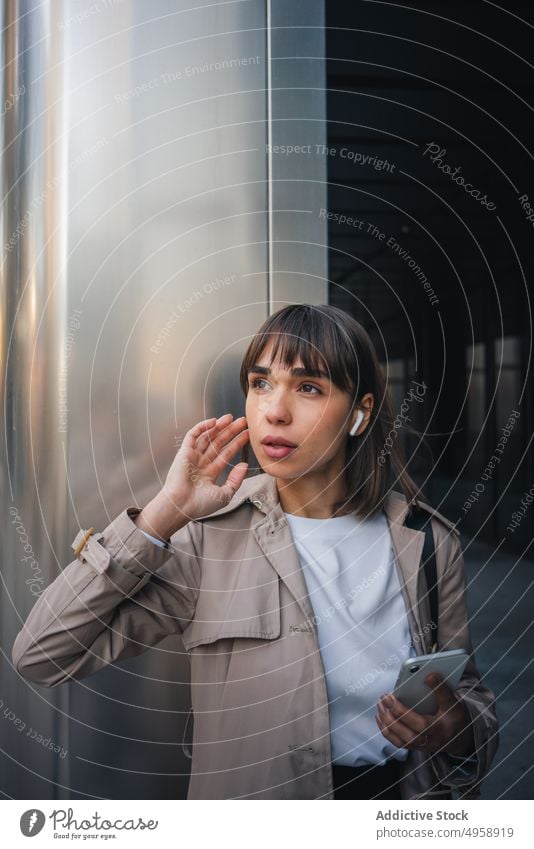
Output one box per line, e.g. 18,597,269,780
375,713,405,748
377,702,431,748
198,415,248,463
182,413,237,458
377,702,413,739
379,695,427,733
204,427,250,480
218,461,249,500
197,415,245,456
181,416,219,452
193,413,236,453
164,414,249,519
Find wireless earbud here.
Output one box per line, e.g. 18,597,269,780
349,409,365,436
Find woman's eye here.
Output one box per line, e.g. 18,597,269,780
249,378,321,395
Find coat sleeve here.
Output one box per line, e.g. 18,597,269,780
428,530,499,798
11,507,201,688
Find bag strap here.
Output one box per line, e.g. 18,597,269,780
403,504,439,650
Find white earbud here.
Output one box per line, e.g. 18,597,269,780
349,409,365,437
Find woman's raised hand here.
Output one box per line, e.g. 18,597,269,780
133,414,250,542
163,413,250,522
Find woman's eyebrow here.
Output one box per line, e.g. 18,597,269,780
247,365,329,380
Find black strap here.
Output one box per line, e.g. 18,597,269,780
403,505,439,649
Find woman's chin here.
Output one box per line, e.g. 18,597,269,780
259,460,308,481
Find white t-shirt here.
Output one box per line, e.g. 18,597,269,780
283,508,417,767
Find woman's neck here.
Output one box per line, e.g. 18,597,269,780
275,473,350,519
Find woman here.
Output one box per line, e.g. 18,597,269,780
12,304,498,800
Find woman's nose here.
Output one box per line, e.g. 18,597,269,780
262,395,291,423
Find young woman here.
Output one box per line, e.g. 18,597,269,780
12,304,498,800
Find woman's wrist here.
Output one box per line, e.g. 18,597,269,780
133,488,191,541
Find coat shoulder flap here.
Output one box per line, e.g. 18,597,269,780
414,498,460,537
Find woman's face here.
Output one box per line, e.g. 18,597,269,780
245,342,358,480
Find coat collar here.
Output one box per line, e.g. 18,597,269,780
202,473,429,650
204,470,412,527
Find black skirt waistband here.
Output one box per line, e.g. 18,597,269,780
332,758,402,778
332,758,403,799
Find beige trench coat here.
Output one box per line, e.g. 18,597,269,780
12,472,499,800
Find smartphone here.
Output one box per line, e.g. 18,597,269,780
392,648,469,715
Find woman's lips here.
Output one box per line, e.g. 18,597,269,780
261,443,297,459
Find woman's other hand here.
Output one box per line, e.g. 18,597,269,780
375,673,475,757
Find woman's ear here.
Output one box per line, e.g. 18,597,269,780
349,393,374,436
349,409,365,436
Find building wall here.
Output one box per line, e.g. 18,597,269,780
1,0,327,800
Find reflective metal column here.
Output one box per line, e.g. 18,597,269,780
1,0,326,800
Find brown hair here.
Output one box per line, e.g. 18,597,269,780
238,303,428,519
